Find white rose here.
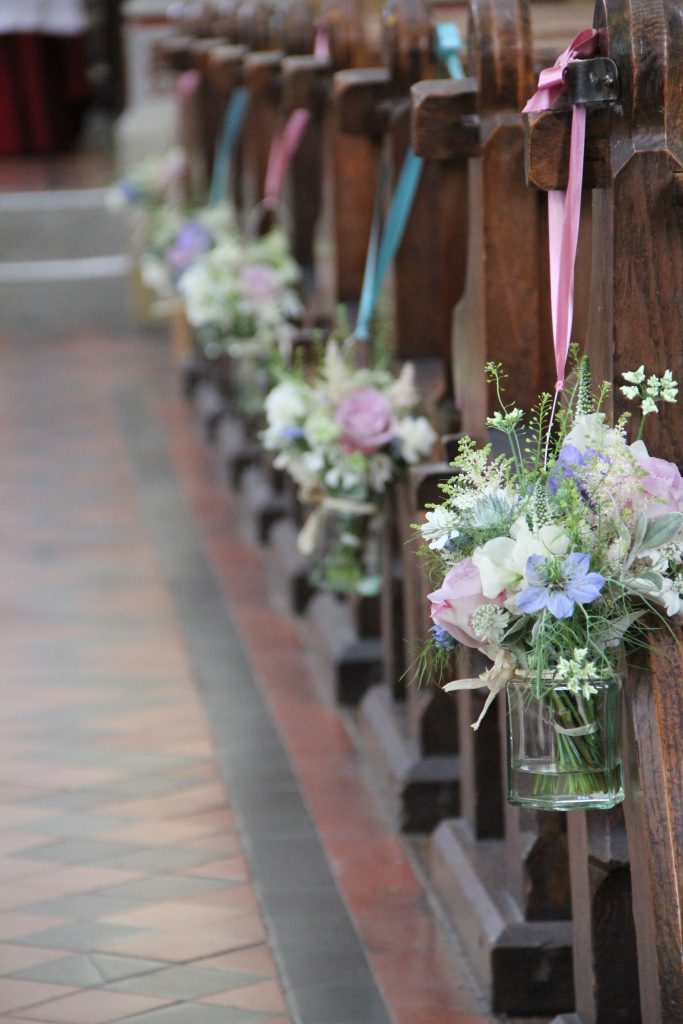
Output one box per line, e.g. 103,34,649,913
472,517,571,598
395,416,437,464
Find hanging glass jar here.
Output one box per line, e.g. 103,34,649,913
506,671,624,811
307,498,384,597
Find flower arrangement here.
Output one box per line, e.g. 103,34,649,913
263,341,437,593
178,226,302,359
107,148,188,216
139,204,236,302
419,353,682,809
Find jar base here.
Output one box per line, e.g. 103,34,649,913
508,763,624,811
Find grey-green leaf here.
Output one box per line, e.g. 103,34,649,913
640,512,683,553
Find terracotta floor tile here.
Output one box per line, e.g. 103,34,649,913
0,916,65,941
0,946,68,976
195,944,278,977
202,979,288,1014
0,979,76,1014
182,856,250,881
102,915,267,962
15,988,175,1023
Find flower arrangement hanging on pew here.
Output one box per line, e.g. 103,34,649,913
107,148,189,218
418,353,682,811
138,203,236,303
263,340,438,595
178,227,303,415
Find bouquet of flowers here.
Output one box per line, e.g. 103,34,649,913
178,226,302,358
107,148,188,217
419,355,682,809
139,203,236,302
263,341,437,593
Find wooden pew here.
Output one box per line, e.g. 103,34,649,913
266,1,371,613
419,0,680,1018
525,2,683,1021
395,0,594,1016
350,0,473,829
294,0,467,707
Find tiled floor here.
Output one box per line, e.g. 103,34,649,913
0,331,291,1023
0,326,489,1023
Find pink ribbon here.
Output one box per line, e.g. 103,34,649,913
262,26,329,209
523,29,598,392
262,108,312,208
313,21,331,61
176,69,200,100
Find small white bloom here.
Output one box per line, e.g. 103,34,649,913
470,604,511,644
420,507,460,551
394,416,437,464
620,385,640,401
641,397,659,416
264,381,308,430
622,365,646,384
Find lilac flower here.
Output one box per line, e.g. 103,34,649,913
548,444,608,495
166,221,214,278
516,552,605,619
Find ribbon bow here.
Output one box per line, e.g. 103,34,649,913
523,29,598,394
443,650,518,731
523,29,598,114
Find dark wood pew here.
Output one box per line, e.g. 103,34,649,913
293,0,467,707
385,0,592,1016
414,0,680,1018
524,2,683,1021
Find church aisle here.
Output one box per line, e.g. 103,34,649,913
0,330,486,1024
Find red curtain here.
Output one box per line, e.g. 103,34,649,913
0,34,89,155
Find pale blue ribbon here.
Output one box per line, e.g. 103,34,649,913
209,86,249,206
353,22,464,342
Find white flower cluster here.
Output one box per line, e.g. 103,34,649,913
262,343,437,501
621,365,678,415
423,364,683,711
178,227,303,353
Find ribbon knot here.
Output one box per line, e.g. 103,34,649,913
523,28,598,394
523,28,598,113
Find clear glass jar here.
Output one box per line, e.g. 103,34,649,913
309,502,383,597
506,674,624,811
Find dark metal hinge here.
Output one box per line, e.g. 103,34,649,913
564,57,619,105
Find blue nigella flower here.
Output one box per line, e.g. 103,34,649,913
280,425,305,441
429,625,457,650
516,552,605,619
120,180,143,203
548,444,608,495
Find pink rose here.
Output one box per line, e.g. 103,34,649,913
631,441,683,517
240,263,278,301
336,388,397,454
428,557,501,649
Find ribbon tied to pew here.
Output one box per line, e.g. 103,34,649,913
443,30,601,711
353,20,465,344
523,28,598,395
